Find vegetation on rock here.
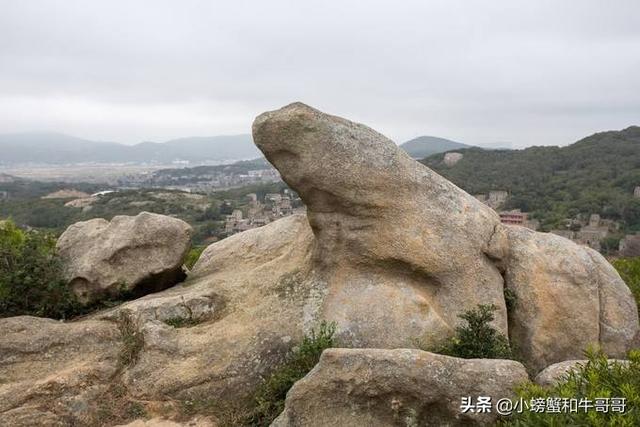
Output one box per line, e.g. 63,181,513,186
163,300,208,328
502,349,640,426
433,304,514,360
250,321,337,426
0,219,80,319
117,310,145,370
184,245,205,270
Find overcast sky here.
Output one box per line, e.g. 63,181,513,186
0,0,639,148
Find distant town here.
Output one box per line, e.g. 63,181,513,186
2,161,640,257
476,187,640,257
223,190,306,236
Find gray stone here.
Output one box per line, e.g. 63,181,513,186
489,226,639,372
272,348,529,427
253,102,508,348
57,212,193,304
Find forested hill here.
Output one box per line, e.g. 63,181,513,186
421,126,640,231
399,135,471,158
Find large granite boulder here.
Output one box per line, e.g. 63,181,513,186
1,103,638,426
254,102,638,369
253,102,509,347
272,348,529,427
57,212,193,304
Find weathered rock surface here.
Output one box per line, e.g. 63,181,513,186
272,348,528,427
253,102,509,347
534,359,629,388
0,316,120,426
2,103,639,426
57,212,193,303
488,226,639,372
92,213,317,406
254,102,638,368
116,417,216,427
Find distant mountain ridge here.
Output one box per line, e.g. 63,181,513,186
0,133,260,165
399,135,472,158
421,125,640,232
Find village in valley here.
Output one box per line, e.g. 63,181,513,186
476,187,640,256
222,189,305,236
2,158,640,257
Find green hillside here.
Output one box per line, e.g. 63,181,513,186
421,126,640,231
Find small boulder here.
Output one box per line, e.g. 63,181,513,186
273,348,529,427
57,212,192,304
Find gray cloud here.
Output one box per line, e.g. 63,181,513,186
0,0,639,146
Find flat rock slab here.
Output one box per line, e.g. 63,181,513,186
273,348,529,427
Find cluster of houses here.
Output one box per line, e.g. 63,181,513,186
549,214,619,252
126,167,282,193
475,191,540,230
223,189,305,236
475,188,640,256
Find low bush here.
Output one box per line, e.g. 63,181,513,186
250,321,337,426
0,219,81,319
184,245,205,270
435,304,513,359
502,349,640,426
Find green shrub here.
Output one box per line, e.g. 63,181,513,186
184,246,205,270
435,304,513,359
504,287,518,312
0,219,81,319
612,257,640,310
502,348,640,426
250,321,337,426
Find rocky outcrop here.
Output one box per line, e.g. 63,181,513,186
443,152,463,166
488,226,639,372
0,316,120,425
272,348,529,427
92,213,317,406
253,102,509,348
57,212,193,304
254,102,638,368
2,103,638,426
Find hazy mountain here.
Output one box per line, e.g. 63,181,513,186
0,133,260,165
400,136,472,158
